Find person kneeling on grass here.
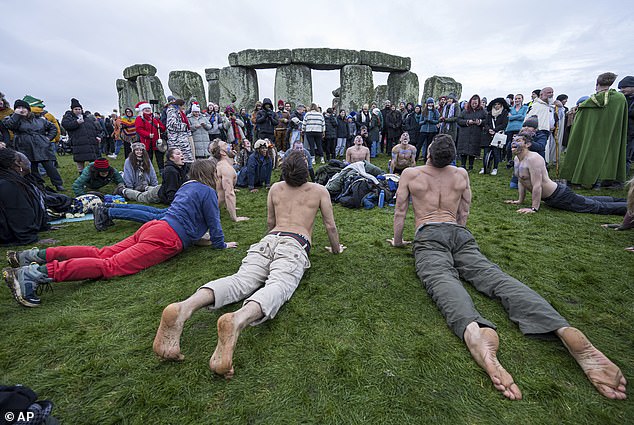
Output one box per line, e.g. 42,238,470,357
71,157,125,197
153,150,345,378
4,159,237,308
389,134,627,400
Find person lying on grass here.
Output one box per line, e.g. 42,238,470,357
389,134,627,400
4,159,237,308
153,150,345,378
505,133,627,215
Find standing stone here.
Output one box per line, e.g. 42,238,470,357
374,85,389,107
219,66,259,112
123,64,157,81
116,79,139,113
205,68,220,105
422,76,463,104
169,70,207,107
387,71,419,106
136,76,166,110
339,65,374,114
274,64,312,110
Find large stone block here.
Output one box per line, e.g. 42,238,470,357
360,51,410,72
339,65,374,114
374,85,389,107
274,64,312,110
291,48,360,70
228,49,292,69
208,80,220,106
135,75,166,109
422,76,462,105
387,71,419,106
219,66,259,112
116,79,139,113
205,68,220,81
123,64,157,81
168,71,207,107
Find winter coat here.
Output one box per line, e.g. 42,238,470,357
3,113,57,162
72,163,124,196
505,105,528,133
61,111,103,162
207,111,224,136
135,113,166,152
368,115,381,142
223,117,246,144
336,116,348,138
256,99,279,136
303,111,325,133
187,113,212,157
457,108,487,156
0,107,14,148
242,152,273,189
386,110,403,139
158,160,189,204
483,110,509,148
355,111,372,131
123,157,159,190
0,172,48,245
166,106,193,162
403,112,419,133
239,113,253,140
289,110,304,130
324,114,338,139
419,108,440,133
439,103,461,143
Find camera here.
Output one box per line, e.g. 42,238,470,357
149,99,159,105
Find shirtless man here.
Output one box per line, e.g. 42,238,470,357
153,150,345,377
345,135,370,163
209,139,249,222
390,132,417,174
389,134,626,400
505,133,626,215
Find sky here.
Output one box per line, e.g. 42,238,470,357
2,0,633,119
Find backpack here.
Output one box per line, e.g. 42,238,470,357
0,385,57,425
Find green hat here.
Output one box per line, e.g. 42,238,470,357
22,95,45,108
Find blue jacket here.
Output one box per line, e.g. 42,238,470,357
245,152,273,189
161,181,226,249
419,108,440,133
505,105,528,132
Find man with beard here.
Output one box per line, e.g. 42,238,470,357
274,100,290,153
525,87,555,160
209,139,249,222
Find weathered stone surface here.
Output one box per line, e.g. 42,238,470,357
387,71,420,106
374,85,389,107
219,66,259,112
205,68,220,81
291,48,360,71
360,51,410,72
422,76,463,105
228,49,292,69
135,75,166,108
332,87,340,97
168,71,207,107
116,79,139,113
123,64,157,81
339,65,374,114
208,80,220,106
274,64,312,110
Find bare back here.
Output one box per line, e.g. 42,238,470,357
268,181,336,244
515,151,557,198
401,165,471,227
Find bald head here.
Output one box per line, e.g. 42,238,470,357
540,87,554,102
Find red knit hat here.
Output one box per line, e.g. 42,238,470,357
94,158,110,170
277,99,285,108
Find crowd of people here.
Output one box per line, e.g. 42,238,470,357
0,70,632,401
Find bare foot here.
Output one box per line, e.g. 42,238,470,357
209,313,239,379
464,326,523,400
558,327,627,399
153,303,186,361
625,246,634,252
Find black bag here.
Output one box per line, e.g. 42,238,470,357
0,385,56,425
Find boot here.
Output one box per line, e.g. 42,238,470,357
3,264,52,308
6,247,44,268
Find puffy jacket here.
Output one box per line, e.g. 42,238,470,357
135,113,166,152
336,116,348,138
72,163,124,196
3,113,57,162
61,111,103,162
324,113,338,138
187,113,212,157
419,108,440,133
255,98,278,136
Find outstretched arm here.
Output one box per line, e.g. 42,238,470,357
391,169,411,246
456,170,471,226
320,187,342,253
266,187,276,232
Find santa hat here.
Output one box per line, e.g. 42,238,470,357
135,101,151,112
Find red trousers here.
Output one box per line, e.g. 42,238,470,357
46,220,183,282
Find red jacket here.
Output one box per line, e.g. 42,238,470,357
134,113,165,151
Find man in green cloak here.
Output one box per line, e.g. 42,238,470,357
560,72,628,188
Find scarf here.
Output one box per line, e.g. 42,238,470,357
121,116,136,135
491,107,503,118
230,118,242,144
179,109,190,130
442,103,456,131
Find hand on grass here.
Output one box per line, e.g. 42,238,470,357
516,208,536,214
387,238,411,247
234,216,249,222
504,200,520,204
325,244,346,254
225,242,238,248
250,188,258,193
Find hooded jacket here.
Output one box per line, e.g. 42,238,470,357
255,98,279,136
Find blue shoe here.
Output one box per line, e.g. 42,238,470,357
6,247,43,268
3,265,51,307
509,181,518,189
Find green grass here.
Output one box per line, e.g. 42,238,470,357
1,153,633,424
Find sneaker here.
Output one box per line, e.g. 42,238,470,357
107,154,117,159
320,157,325,164
93,205,114,231
7,247,43,268
3,265,49,308
479,168,485,174
491,168,498,176
311,158,316,165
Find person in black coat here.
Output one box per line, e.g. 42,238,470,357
481,97,510,175
255,98,278,141
2,100,63,191
386,105,403,153
457,95,487,170
0,148,49,246
158,148,190,204
323,108,338,161
61,98,103,173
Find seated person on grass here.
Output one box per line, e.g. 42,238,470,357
505,133,627,215
72,157,124,197
345,135,370,164
4,159,237,308
389,134,626,400
209,139,249,222
236,139,273,193
122,142,159,191
389,132,417,174
153,150,345,378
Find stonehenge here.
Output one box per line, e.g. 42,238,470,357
117,49,461,114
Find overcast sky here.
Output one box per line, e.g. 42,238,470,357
2,0,633,119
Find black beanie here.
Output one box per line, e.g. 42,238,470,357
70,98,82,109
618,76,634,89
14,99,31,111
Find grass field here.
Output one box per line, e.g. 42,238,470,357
1,152,632,424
